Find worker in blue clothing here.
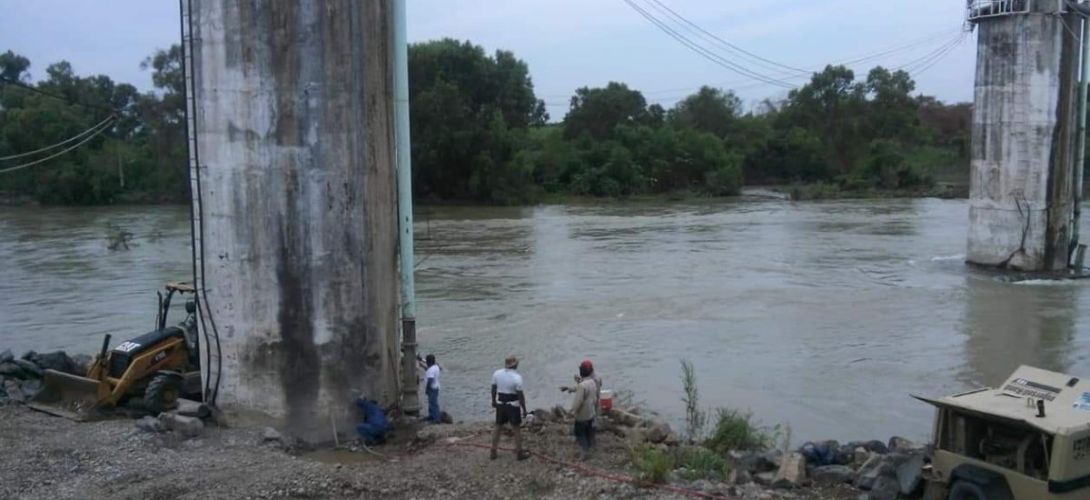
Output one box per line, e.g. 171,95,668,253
355,398,391,445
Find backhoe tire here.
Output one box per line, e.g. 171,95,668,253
145,373,182,415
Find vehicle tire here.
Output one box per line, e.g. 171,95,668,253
145,373,182,415
948,480,989,500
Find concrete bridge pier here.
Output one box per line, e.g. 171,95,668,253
966,0,1081,272
187,0,400,441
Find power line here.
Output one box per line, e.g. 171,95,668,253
621,0,797,89
0,115,115,174
895,33,967,75
0,115,117,161
536,25,965,101
641,0,809,75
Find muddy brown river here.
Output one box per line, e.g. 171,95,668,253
2,199,1087,443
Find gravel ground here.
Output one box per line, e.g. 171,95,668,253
0,405,856,500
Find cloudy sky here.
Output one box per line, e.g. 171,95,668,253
1,0,975,117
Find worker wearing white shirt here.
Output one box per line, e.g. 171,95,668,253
424,354,441,423
490,355,530,460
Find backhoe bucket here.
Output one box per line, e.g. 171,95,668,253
27,369,104,421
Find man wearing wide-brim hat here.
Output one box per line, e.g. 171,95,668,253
490,355,530,460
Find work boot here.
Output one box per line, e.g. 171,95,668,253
516,450,530,461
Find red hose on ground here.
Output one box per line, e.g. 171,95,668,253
445,440,737,500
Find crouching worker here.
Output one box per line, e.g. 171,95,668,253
355,398,391,446
570,362,598,460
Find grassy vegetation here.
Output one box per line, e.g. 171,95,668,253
631,444,675,484
625,360,789,485
677,359,780,454
680,360,707,442
704,409,779,454
675,446,728,481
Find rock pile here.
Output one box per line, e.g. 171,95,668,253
531,404,679,446
0,349,88,404
708,436,928,499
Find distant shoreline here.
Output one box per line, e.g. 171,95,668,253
1,184,971,208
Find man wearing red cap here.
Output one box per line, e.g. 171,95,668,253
563,360,602,414
569,360,599,460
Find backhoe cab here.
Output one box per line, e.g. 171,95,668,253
29,282,202,421
917,366,1090,500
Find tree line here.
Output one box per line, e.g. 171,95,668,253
0,39,970,205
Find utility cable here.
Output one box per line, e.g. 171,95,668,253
905,37,966,77
0,115,115,174
895,33,967,75
641,0,809,75
536,25,964,100
0,115,117,161
621,0,796,89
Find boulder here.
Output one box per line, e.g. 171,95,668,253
771,452,807,489
175,398,213,420
761,449,784,468
263,427,283,443
20,378,42,398
135,416,164,433
800,441,838,466
610,408,641,427
12,359,42,379
753,471,776,486
532,408,554,423
888,436,917,452
440,411,453,424
645,421,672,444
0,362,20,377
811,465,855,485
27,351,76,374
896,453,926,495
735,450,779,474
727,468,752,485
159,412,204,438
863,440,889,454
854,447,871,466
3,379,23,402
836,444,856,465
855,454,896,491
0,349,12,363
868,475,901,500
70,354,93,376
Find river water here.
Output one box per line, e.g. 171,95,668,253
2,199,1088,443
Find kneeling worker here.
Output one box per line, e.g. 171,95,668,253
491,355,530,460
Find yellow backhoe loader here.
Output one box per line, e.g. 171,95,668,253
29,282,202,421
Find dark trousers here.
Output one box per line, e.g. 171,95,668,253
573,419,595,451
426,386,440,422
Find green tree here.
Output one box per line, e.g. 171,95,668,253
563,82,649,141
669,86,742,138
0,50,30,81
778,65,866,174
408,39,546,203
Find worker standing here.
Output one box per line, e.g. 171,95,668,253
424,354,441,423
490,355,530,460
570,362,598,460
562,359,602,417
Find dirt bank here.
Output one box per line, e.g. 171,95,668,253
0,405,861,500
